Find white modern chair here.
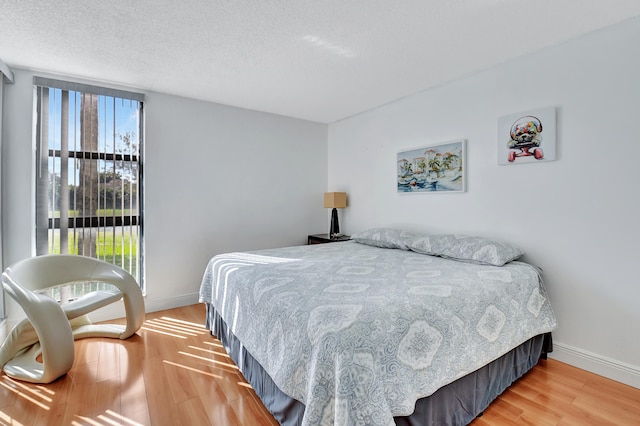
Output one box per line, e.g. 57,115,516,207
0,255,145,383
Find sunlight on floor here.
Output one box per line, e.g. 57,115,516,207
73,409,146,426
0,376,51,410
161,359,223,380
178,350,239,371
139,316,208,339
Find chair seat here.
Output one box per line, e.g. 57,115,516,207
63,290,123,319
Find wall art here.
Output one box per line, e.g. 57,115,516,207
498,107,556,165
397,140,466,193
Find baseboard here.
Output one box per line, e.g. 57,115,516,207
143,293,200,314
550,341,640,389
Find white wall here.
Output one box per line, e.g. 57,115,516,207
1,69,328,317
143,92,328,308
328,18,640,387
0,61,13,320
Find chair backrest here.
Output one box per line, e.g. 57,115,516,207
7,254,132,291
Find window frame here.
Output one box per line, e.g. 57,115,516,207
33,77,145,291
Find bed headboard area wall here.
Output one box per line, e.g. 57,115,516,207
327,17,640,388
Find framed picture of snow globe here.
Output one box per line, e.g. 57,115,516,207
498,107,556,165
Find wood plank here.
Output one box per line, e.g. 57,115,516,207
175,396,212,426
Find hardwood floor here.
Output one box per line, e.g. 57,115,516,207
1,304,639,425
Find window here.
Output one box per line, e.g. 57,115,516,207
34,77,144,300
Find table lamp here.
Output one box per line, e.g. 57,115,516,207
324,192,347,238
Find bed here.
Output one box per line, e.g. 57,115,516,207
199,229,557,425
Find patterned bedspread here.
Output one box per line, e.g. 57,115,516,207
199,241,557,426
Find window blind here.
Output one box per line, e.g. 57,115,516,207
34,77,145,299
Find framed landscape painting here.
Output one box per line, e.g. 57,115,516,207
397,140,466,193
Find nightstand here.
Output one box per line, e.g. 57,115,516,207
307,233,351,245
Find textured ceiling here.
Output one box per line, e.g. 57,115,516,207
1,1,640,123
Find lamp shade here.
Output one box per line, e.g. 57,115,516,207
324,192,347,209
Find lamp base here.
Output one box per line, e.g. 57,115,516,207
329,208,340,237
